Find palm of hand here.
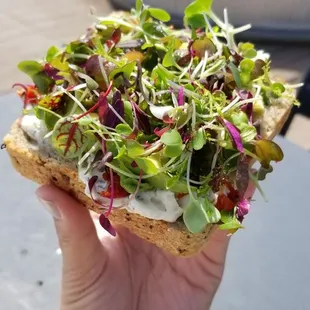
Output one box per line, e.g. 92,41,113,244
61,219,229,310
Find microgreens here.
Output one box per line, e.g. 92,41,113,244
14,0,300,234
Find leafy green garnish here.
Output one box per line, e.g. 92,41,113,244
51,116,94,159
46,46,60,62
192,127,206,150
148,8,171,22
126,140,145,158
135,157,160,174
18,60,54,93
109,61,136,80
184,0,213,21
160,129,183,158
183,196,220,233
18,60,43,76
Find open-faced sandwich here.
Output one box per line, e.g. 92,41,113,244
3,0,300,256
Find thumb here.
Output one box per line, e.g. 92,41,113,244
36,185,105,268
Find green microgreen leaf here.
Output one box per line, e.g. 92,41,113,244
135,157,160,174
32,71,54,94
219,210,243,230
120,175,154,193
34,106,60,130
219,219,243,230
244,48,257,59
115,123,132,136
18,60,43,76
240,59,255,73
161,128,182,145
109,61,136,80
166,175,179,189
126,140,145,158
148,8,171,22
50,58,70,71
164,144,183,158
161,129,183,157
142,22,167,37
220,210,235,223
228,62,242,88
240,125,257,143
239,42,254,52
184,0,213,20
192,127,206,150
46,46,60,62
141,42,154,50
183,196,220,233
186,14,205,29
77,73,99,90
136,0,143,13
240,72,251,87
162,46,176,67
52,116,91,159
271,82,285,98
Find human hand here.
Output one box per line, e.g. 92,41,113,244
36,185,234,310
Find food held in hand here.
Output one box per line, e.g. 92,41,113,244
3,0,299,256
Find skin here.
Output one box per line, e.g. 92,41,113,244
36,184,254,310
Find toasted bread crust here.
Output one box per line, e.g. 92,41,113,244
4,120,214,256
3,90,293,256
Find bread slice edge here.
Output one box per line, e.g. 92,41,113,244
3,90,294,256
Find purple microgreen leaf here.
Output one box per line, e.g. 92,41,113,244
99,213,116,236
238,90,253,100
43,63,63,80
237,199,250,221
132,100,151,134
241,102,253,124
98,94,109,124
106,28,122,48
217,116,244,153
85,55,115,90
98,90,124,128
236,154,249,199
178,86,185,106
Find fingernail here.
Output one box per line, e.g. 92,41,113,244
37,197,62,219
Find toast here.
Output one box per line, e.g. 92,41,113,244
3,93,293,256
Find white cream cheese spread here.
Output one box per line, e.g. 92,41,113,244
21,114,48,145
127,190,183,222
20,115,185,222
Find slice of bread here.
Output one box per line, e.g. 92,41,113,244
3,7,297,256
3,89,294,257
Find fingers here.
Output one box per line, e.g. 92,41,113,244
36,185,106,268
